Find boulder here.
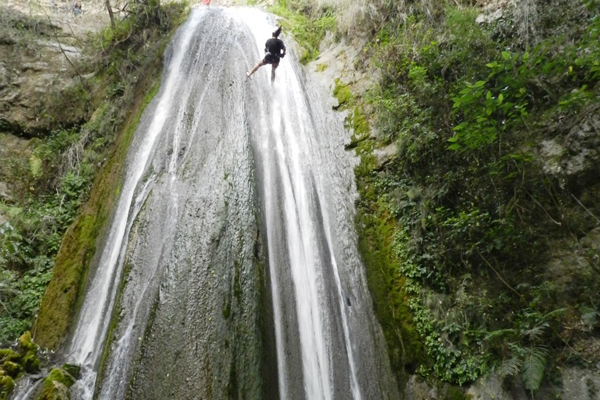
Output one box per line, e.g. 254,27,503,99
373,143,398,170
539,111,600,188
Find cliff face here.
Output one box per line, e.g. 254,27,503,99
0,6,95,137
296,0,600,398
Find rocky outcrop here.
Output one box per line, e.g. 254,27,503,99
540,110,600,189
0,7,88,137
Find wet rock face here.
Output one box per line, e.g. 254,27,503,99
0,8,81,137
539,110,600,188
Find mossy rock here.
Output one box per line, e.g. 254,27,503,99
333,78,352,109
2,361,23,378
0,373,16,400
46,368,76,388
23,353,41,373
61,364,80,380
37,379,69,400
0,349,20,364
18,331,39,355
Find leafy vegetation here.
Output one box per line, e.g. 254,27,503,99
349,0,600,392
271,0,336,63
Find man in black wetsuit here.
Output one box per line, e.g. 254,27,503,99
246,26,286,83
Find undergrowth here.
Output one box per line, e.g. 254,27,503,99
352,0,600,393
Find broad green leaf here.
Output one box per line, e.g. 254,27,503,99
502,51,511,60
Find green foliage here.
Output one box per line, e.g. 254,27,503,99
270,1,336,63
0,165,87,343
353,0,600,390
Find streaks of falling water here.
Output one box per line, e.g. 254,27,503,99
14,6,399,400
240,8,399,400
65,10,206,399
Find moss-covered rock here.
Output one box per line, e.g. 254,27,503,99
60,364,80,380
333,78,352,110
2,361,22,378
22,353,40,373
37,379,70,400
34,366,80,400
18,331,39,355
46,368,76,388
0,372,16,400
0,349,20,364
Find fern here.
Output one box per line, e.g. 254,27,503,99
521,346,548,394
522,322,547,341
499,355,522,378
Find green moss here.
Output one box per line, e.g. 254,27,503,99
352,107,369,136
46,368,76,388
345,106,371,150
333,79,352,110
18,331,38,355
355,192,424,381
36,367,77,400
36,382,68,400
0,332,40,399
223,298,232,319
1,361,22,378
17,332,40,372
61,364,81,380
0,373,15,400
0,350,20,364
347,96,424,386
22,353,40,373
446,385,472,400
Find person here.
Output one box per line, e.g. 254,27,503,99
247,26,286,83
72,1,82,16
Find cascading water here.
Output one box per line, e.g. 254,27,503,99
15,6,399,400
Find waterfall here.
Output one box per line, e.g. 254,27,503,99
16,6,399,400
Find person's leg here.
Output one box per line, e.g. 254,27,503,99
247,60,265,78
271,63,279,83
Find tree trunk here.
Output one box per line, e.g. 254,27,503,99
105,0,116,30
